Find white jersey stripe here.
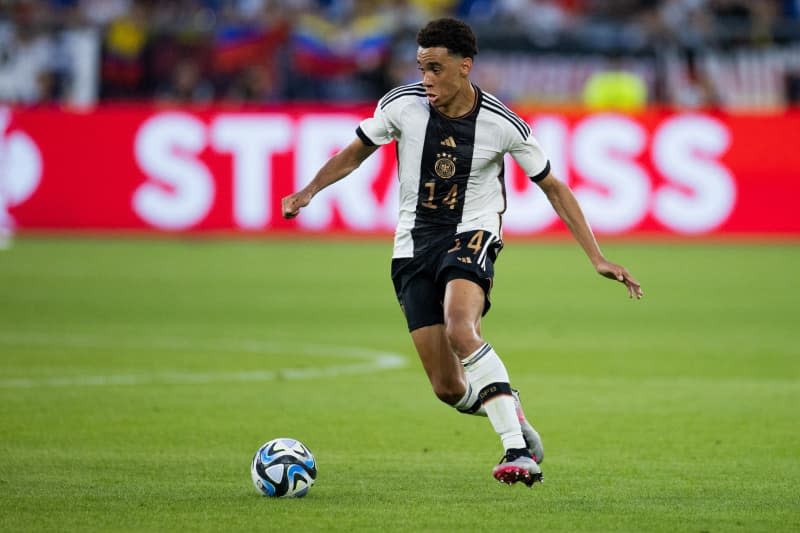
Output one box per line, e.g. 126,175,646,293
380,81,423,102
480,99,530,139
381,88,427,110
482,93,531,136
379,82,425,109
477,232,501,269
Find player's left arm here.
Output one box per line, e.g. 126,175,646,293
536,172,643,299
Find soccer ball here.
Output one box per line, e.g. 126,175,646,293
251,437,317,498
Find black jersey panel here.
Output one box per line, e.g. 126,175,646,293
413,91,482,235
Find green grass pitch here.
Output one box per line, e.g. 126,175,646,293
1,237,798,532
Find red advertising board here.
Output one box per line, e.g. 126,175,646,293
2,104,799,236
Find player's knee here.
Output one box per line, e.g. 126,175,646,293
431,380,463,405
445,321,481,358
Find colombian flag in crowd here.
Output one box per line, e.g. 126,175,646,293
291,13,393,78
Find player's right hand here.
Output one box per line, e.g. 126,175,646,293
281,192,310,219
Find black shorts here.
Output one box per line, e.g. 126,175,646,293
391,229,503,331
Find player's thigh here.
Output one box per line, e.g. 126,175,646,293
437,229,502,319
442,277,485,328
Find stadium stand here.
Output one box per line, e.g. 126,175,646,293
0,0,798,109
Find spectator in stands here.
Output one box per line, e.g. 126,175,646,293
659,0,716,48
407,0,460,18
98,0,149,99
224,63,281,102
709,0,779,45
78,0,130,27
668,47,719,109
490,0,574,46
785,68,800,107
0,3,57,104
155,56,214,104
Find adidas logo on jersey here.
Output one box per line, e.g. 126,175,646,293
440,136,456,148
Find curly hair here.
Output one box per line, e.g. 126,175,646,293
416,18,478,59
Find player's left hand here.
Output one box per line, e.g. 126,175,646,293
595,261,643,299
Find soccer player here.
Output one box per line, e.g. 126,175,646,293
282,18,643,487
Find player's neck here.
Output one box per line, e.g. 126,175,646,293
437,82,476,119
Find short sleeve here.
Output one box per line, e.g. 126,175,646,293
357,102,398,146
509,133,551,182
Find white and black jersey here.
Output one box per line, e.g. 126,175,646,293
356,82,550,259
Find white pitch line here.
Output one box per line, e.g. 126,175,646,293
0,332,407,389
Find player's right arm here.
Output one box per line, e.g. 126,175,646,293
283,85,407,219
281,138,379,219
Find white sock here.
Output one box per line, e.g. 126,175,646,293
462,343,526,451
453,381,486,416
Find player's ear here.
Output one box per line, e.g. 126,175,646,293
460,57,473,76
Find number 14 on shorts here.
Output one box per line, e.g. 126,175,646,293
448,230,486,255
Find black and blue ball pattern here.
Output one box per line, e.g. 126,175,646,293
251,438,317,498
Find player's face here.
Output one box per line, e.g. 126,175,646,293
417,46,472,114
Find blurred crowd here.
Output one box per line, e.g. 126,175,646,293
0,0,799,108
